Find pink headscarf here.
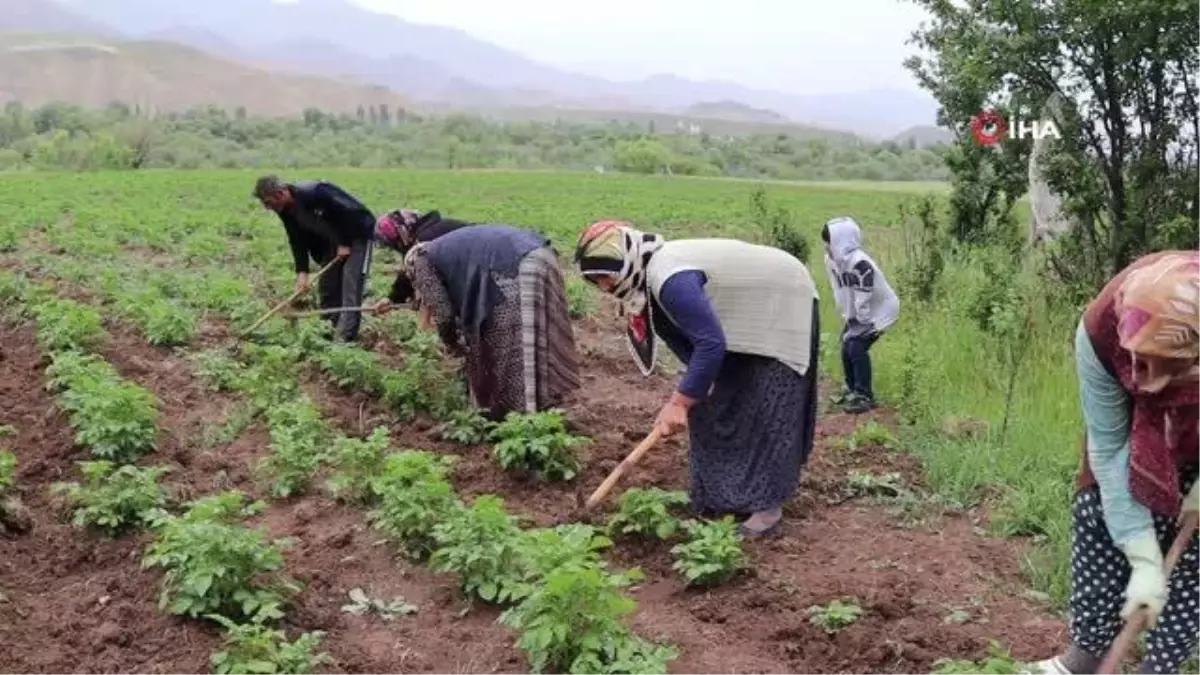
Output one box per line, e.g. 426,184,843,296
374,209,421,249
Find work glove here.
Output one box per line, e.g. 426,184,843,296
1182,480,1199,517
1118,531,1168,628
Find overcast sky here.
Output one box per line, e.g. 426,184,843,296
348,0,932,95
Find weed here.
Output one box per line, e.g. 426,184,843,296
808,599,863,633
340,588,418,620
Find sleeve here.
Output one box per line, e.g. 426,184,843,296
657,270,726,400
1074,321,1155,547
280,213,310,273
849,258,876,326
408,247,460,350
311,183,366,247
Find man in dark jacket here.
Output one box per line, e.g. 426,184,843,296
253,175,375,341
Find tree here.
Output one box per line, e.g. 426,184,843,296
906,0,1199,284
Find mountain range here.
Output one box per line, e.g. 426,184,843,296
8,0,948,140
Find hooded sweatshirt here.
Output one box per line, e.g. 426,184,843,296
823,216,899,338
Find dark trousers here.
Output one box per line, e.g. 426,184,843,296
840,330,879,400
314,239,372,341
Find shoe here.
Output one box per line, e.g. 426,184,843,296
738,519,783,539
843,394,877,414
830,388,853,405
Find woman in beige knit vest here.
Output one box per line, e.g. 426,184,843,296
573,221,820,537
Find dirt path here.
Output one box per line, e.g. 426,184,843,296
0,305,1067,674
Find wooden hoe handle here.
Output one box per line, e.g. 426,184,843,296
1097,510,1199,674
241,259,339,336
585,428,663,509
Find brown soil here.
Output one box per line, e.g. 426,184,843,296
0,305,1067,674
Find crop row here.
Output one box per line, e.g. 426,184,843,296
0,273,328,672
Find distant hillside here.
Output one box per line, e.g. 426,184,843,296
460,106,862,141
683,100,789,123
0,33,408,117
891,125,954,147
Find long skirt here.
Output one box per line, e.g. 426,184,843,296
1067,467,1199,674
686,304,819,515
466,246,581,420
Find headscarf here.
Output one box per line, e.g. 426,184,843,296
573,220,665,315
1115,252,1200,385
1082,250,1199,517
374,209,422,251
574,221,666,375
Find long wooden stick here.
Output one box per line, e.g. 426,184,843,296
240,259,338,336
284,305,379,317
585,428,663,509
1098,510,1199,674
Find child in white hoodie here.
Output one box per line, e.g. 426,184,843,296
821,216,900,413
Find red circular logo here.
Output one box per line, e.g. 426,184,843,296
970,110,1008,145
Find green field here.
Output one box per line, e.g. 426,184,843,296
0,169,1082,672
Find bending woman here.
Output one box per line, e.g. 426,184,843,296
1033,250,1198,675
573,221,820,537
398,224,581,419
373,209,473,307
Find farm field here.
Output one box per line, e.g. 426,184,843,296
0,169,1070,674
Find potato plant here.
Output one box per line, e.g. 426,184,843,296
521,524,613,578
606,488,689,540
430,495,532,605
500,565,675,674
46,351,160,464
209,615,330,675
324,426,392,505
438,408,496,445
368,450,461,558
31,297,108,353
489,410,588,482
670,517,745,586
143,491,301,624
52,461,171,535
113,288,199,346
259,397,331,498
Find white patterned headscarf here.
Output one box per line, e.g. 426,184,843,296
572,220,665,316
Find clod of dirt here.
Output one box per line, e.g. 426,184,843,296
1,497,34,534
94,622,128,647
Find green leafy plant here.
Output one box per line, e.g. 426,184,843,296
52,461,171,535
368,451,461,557
429,495,532,604
670,517,745,586
522,524,614,579
438,408,496,445
606,488,689,540
831,419,899,451
259,398,330,498
932,640,1022,674
209,615,330,675
143,491,301,623
808,599,863,633
340,587,418,620
500,564,673,674
490,410,587,481
30,297,108,352
0,449,15,493
325,426,391,504
846,471,905,498
565,274,598,319
188,349,247,392
46,351,160,463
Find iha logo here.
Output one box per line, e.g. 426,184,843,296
970,110,1061,145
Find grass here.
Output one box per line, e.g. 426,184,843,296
0,168,1079,604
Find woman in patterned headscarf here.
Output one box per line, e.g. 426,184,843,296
1031,251,1199,675
399,224,581,420
573,220,821,537
372,209,473,308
